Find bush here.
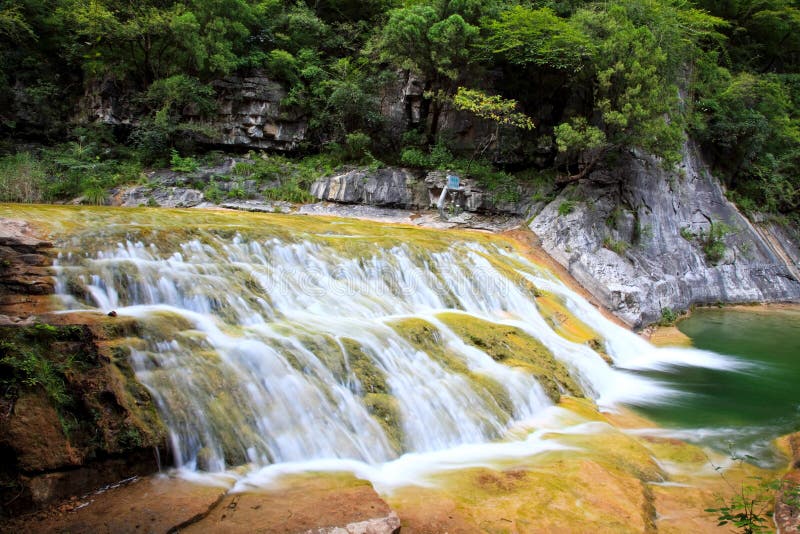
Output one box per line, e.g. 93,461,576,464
701,221,732,265
603,237,629,256
558,201,576,216
657,307,681,326
170,149,199,173
344,131,371,161
0,152,47,202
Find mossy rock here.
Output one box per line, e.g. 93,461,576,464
363,393,403,453
339,338,389,395
387,318,469,375
436,312,583,402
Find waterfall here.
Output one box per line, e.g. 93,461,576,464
53,217,741,474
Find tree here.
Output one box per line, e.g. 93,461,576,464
452,86,534,167
484,5,593,73
554,117,605,179
375,0,491,141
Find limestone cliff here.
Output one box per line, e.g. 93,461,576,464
530,144,800,327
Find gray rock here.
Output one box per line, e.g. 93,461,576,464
311,168,425,208
201,73,307,151
115,186,204,208
310,167,535,216
531,144,800,327
77,73,307,152
219,200,293,213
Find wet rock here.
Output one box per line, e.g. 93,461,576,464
308,512,401,534
3,475,228,534
0,314,167,515
0,218,55,317
530,145,800,326
181,474,398,534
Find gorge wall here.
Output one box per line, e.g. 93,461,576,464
530,144,800,327
72,72,800,326
0,220,167,516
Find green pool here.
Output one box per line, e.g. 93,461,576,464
634,307,800,460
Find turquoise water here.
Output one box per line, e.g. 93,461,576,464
633,307,800,457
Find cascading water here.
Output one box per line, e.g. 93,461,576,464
51,212,742,478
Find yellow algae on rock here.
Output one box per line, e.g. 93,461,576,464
435,312,583,402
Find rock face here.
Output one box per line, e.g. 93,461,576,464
0,218,55,319
310,167,535,215
530,144,800,326
310,168,424,208
0,314,168,516
0,219,167,517
79,72,307,152
203,73,307,151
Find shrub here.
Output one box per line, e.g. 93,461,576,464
170,149,199,173
344,131,372,161
603,237,629,256
558,201,576,216
0,152,47,203
701,221,732,265
657,307,681,326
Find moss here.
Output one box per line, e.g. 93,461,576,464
436,312,583,402
339,338,389,395
388,318,469,375
470,373,514,417
535,292,602,347
363,393,403,453
337,339,404,450
388,318,512,420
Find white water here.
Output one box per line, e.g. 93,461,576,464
54,226,744,480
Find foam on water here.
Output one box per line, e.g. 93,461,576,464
52,226,748,479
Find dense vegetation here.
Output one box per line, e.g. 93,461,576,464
0,0,798,217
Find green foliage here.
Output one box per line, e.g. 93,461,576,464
693,72,800,212
572,3,685,166
701,221,732,265
203,180,222,204
657,307,681,326
602,236,629,256
81,179,108,205
0,152,47,202
704,447,800,534
558,200,576,216
453,87,534,130
485,5,593,71
0,324,74,412
170,149,199,173
343,131,372,162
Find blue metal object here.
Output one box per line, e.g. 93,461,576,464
446,174,460,190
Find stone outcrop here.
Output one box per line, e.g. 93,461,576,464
203,73,307,151
0,313,169,516
530,144,800,327
0,219,167,517
309,167,536,215
78,72,307,152
0,218,55,320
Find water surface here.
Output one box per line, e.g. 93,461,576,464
635,307,800,458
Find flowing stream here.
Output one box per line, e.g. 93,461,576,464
37,207,761,486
